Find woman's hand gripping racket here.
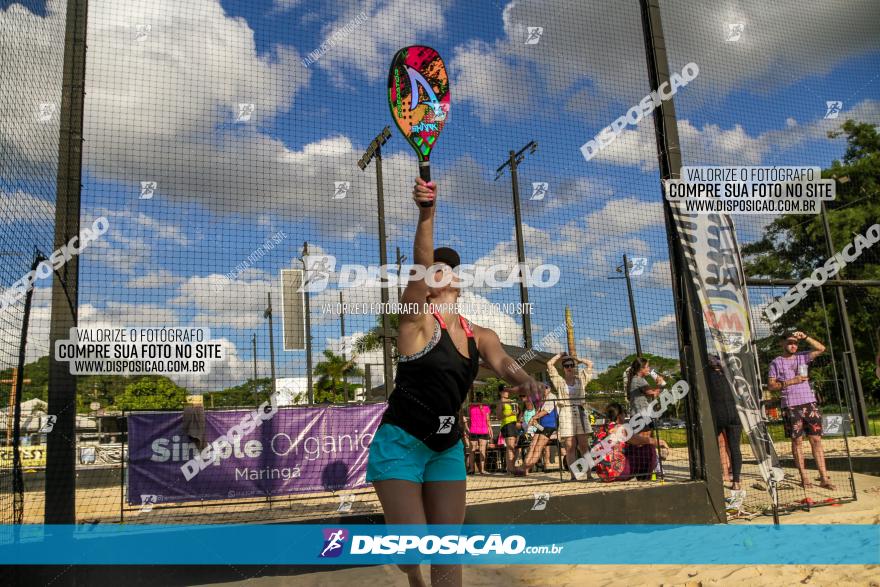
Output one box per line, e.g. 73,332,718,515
388,45,450,208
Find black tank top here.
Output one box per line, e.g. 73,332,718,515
381,312,480,452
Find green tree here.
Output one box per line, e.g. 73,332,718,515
113,377,186,411
0,356,50,405
205,377,273,408
742,120,880,403
352,313,400,358
475,376,507,409
1,357,188,413
314,349,364,402
586,353,681,393
313,381,361,404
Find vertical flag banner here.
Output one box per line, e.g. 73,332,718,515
668,203,785,496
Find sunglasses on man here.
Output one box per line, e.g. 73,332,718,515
563,363,575,368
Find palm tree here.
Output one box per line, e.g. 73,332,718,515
313,350,364,402
353,313,400,357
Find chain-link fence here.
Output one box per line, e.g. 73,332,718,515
2,0,879,528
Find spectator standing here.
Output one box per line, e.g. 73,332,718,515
547,353,594,480
767,331,835,490
496,385,519,474
707,354,744,507
467,392,491,475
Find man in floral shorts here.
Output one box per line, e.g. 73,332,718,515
767,331,835,490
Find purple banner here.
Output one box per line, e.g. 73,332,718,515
128,404,386,505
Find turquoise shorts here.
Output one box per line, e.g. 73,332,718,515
366,423,466,484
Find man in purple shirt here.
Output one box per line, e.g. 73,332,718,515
767,331,834,490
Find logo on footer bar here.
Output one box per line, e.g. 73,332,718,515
319,528,348,558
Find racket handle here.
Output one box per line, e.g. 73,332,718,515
419,163,433,208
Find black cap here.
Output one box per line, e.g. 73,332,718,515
433,247,460,268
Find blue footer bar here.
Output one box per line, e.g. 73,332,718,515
1,524,877,565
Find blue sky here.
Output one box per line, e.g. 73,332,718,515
1,0,878,391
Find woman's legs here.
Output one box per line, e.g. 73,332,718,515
562,436,576,478
575,433,591,479
467,440,478,474
504,437,517,474
723,425,743,490
576,433,590,457
478,439,488,473
718,430,732,483
373,480,428,587
518,434,549,474
423,481,466,587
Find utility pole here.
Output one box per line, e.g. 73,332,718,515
364,364,372,402
252,333,259,408
607,255,643,356
622,255,642,356
396,246,407,302
820,202,869,435
359,127,395,396
11,251,45,525
301,242,314,404
340,290,348,401
2,368,32,447
264,293,277,396
495,141,538,349
46,0,88,530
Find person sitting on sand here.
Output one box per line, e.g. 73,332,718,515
514,384,558,476
592,402,669,482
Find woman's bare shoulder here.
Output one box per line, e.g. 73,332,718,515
467,320,496,340
397,312,437,355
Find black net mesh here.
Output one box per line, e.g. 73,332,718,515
1,0,68,525
0,0,877,528
659,0,879,516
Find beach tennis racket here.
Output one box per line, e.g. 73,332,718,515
388,45,450,208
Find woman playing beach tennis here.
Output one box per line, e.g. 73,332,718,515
366,177,544,587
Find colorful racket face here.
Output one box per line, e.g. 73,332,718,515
388,45,450,166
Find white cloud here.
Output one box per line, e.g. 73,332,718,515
585,98,880,171
453,0,880,123
611,313,679,359
541,177,616,211
0,191,55,225
79,301,179,327
635,259,672,289
0,1,66,177
451,39,534,124
459,290,523,346
171,273,278,331
0,287,186,367
0,287,53,367
79,208,206,276
557,197,663,274
173,336,257,392
126,270,185,289
579,336,631,371
272,0,304,13
311,0,447,86
465,223,553,295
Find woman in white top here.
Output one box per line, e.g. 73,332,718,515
547,353,593,480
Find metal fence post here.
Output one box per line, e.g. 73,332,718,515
46,0,89,527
